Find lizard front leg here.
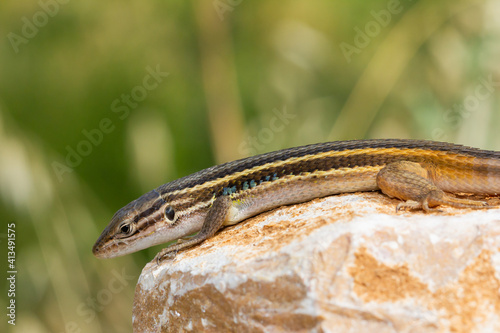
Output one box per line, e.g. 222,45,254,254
154,195,233,264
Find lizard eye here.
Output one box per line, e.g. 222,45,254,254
164,206,177,223
117,222,135,238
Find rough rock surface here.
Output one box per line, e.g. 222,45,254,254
133,192,500,333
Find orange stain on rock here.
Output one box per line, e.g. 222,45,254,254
350,247,500,332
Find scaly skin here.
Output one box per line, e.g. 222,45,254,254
92,139,500,261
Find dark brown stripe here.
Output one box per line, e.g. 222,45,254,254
156,139,500,194
134,198,165,223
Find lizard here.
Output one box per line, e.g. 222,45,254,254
92,139,500,263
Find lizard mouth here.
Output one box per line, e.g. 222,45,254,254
92,240,121,259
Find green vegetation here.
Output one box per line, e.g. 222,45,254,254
1,0,499,331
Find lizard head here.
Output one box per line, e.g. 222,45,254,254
92,189,203,259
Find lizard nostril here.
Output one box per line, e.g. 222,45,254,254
92,242,101,254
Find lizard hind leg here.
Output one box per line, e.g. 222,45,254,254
376,161,487,212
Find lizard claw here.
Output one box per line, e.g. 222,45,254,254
154,248,178,265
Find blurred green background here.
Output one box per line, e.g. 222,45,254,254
1,0,499,332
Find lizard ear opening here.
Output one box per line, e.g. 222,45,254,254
164,206,177,224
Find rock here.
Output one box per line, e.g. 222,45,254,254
132,192,500,333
